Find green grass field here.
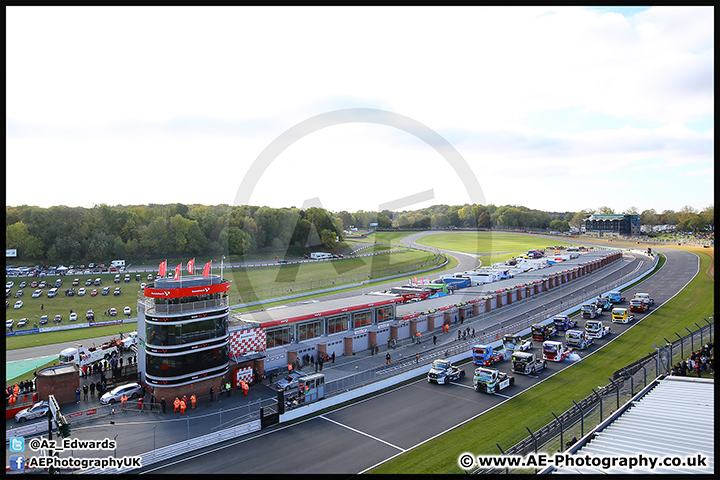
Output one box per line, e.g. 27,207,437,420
370,249,715,474
415,231,577,255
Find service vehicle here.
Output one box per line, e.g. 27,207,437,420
276,372,307,391
607,291,626,304
119,331,138,351
15,401,49,423
585,319,611,339
101,382,142,405
473,367,515,393
566,329,593,349
542,340,574,362
511,351,547,375
427,359,466,384
581,303,602,319
629,298,648,313
502,334,532,352
611,307,634,324
472,344,510,366
633,292,654,306
531,323,556,342
59,338,119,368
552,315,578,332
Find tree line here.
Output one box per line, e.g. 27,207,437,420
5,203,713,263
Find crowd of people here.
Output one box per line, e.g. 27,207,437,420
6,379,36,406
671,341,714,377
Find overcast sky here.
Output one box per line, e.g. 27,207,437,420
6,6,714,215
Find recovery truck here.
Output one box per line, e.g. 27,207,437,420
585,319,611,339
427,359,466,384
473,367,515,394
629,298,648,313
531,323,556,342
472,344,510,366
607,291,626,304
611,307,634,324
119,331,138,351
511,351,547,375
542,340,574,362
59,338,119,368
552,315,578,332
502,334,533,352
581,303,602,319
566,329,593,350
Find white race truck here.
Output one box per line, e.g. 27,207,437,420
585,319,611,339
473,367,515,394
59,339,119,368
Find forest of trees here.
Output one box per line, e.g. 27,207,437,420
5,203,714,264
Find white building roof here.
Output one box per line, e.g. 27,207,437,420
553,376,714,474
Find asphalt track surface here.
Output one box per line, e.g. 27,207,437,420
137,247,700,474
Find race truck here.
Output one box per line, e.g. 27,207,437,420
472,344,510,366
59,338,119,368
542,340,574,362
566,329,593,350
629,298,649,313
502,334,533,352
611,307,634,324
585,319,611,339
531,323,556,342
473,367,515,394
633,292,654,308
581,303,602,319
594,297,613,312
607,291,626,304
552,315,578,332
511,351,547,375
427,359,466,384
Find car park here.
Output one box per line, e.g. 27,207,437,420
276,372,307,391
69,313,78,322
32,289,43,298
100,383,142,405
15,401,50,422
39,315,48,325
124,306,132,316
17,318,29,327
114,287,121,296
78,288,86,296
14,300,23,309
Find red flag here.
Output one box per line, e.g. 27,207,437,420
175,263,182,280
187,258,195,274
202,261,211,277
158,260,167,277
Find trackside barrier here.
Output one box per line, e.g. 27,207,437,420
79,419,261,474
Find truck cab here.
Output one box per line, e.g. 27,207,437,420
473,367,515,393
542,340,573,362
566,329,593,349
607,291,626,304
633,293,654,307
581,304,602,319
552,315,577,332
531,323,556,342
585,319,611,339
427,359,465,384
502,334,532,352
472,344,509,366
629,298,648,313
611,307,634,324
511,351,547,375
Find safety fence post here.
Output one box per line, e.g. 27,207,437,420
675,332,684,360
591,388,602,422
607,378,620,411
551,412,563,453
572,400,584,438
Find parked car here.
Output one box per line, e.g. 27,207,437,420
6,281,14,288
100,383,143,405
17,318,29,328
276,372,307,391
72,278,80,286
32,289,43,298
90,289,98,296
69,313,78,322
86,279,93,286
19,281,26,288
114,287,121,296
39,315,48,325
78,288,86,296
14,300,23,309
124,306,132,316
38,281,47,288
15,401,50,423
109,308,118,316
29,281,38,288
102,287,110,295
6,318,14,329
86,310,95,321
53,314,62,324
14,289,24,298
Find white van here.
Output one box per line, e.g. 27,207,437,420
310,252,333,259
47,288,59,298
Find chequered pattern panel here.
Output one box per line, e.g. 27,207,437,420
234,366,254,387
228,327,266,357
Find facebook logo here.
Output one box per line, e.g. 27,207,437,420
9,455,25,471
10,436,25,452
